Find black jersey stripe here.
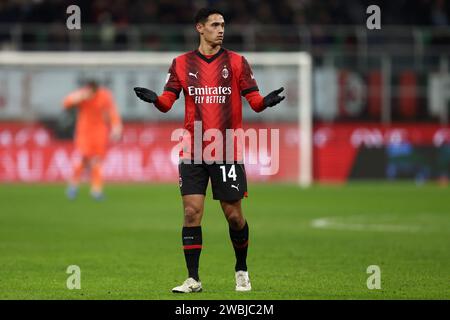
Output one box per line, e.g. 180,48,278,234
186,51,203,122
241,86,259,96
163,86,181,98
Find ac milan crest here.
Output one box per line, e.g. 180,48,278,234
222,66,229,79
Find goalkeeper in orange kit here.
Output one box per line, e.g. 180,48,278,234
62,80,123,200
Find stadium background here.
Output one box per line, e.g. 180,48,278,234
0,0,449,300
0,0,449,183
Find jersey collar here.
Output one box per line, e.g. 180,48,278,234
195,47,225,63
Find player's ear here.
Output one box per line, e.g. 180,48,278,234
196,23,204,35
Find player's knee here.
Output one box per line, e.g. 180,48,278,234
82,157,90,166
183,205,202,225
226,211,244,229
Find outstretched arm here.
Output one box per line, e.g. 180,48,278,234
104,91,123,142
133,87,177,113
62,87,92,109
244,87,285,113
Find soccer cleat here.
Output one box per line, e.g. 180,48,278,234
66,185,78,200
90,190,104,201
172,277,202,293
235,271,251,291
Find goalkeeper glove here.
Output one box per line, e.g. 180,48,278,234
263,87,285,108
110,125,122,142
134,87,158,103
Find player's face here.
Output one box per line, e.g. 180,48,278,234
198,14,225,46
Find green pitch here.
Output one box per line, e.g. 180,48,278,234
0,182,449,300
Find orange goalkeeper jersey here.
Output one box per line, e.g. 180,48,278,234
63,87,122,157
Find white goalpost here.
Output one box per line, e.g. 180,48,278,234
244,52,312,187
0,51,313,186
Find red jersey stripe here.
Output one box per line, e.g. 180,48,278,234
161,48,265,161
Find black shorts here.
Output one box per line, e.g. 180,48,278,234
178,162,248,201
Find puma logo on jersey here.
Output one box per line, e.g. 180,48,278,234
231,184,239,191
189,72,198,79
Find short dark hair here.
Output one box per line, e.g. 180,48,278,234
194,8,224,24
85,79,99,91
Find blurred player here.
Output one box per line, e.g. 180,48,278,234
63,80,122,200
134,8,284,293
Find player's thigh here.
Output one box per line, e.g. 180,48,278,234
178,162,209,196
208,163,247,202
78,156,90,167
87,156,103,167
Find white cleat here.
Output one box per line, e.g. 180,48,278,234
65,185,78,200
235,271,252,292
90,190,104,201
172,277,202,293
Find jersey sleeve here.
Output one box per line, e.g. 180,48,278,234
62,88,88,109
239,56,259,96
155,91,177,113
104,90,122,129
239,56,265,112
163,58,182,98
155,58,181,112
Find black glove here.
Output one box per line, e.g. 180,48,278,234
263,87,285,108
134,87,158,103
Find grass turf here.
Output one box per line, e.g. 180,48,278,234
0,182,449,300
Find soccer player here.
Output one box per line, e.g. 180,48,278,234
63,80,122,200
134,8,285,293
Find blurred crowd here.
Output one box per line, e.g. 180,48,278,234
0,0,449,26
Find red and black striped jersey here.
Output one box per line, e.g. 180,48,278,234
155,47,265,161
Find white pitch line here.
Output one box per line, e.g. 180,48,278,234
311,217,423,233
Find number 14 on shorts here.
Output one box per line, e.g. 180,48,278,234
220,165,237,182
